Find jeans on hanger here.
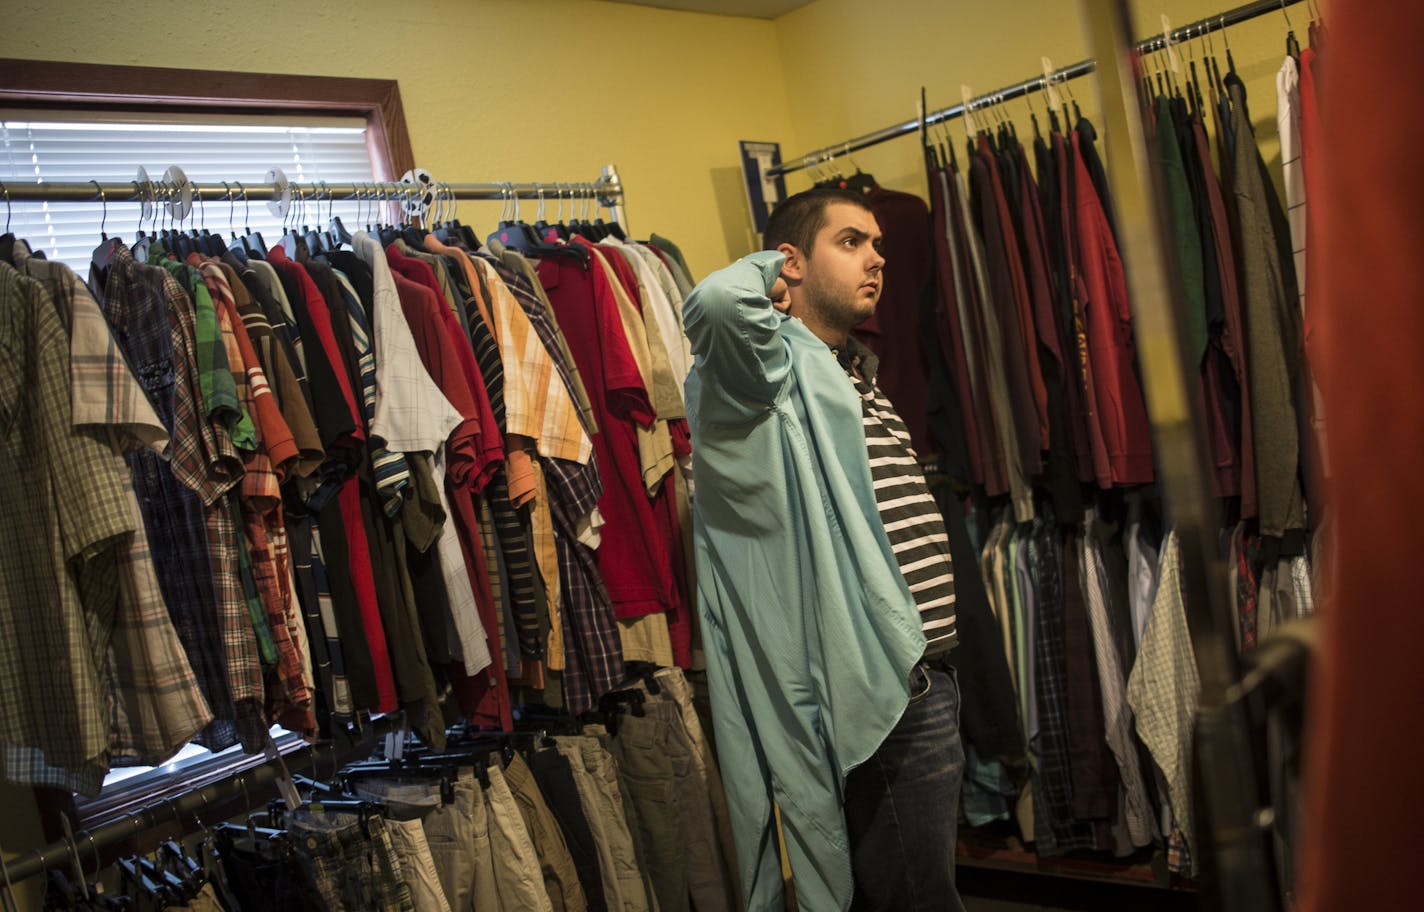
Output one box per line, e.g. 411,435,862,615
844,664,966,912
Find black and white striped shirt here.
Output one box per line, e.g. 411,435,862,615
837,339,958,656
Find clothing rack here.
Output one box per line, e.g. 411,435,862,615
0,715,406,889
0,163,628,226
765,0,1305,177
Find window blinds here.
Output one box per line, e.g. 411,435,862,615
1,117,377,274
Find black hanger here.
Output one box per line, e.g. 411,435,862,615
91,180,125,274
624,661,663,695
490,185,589,263
116,856,173,908
304,187,330,255
532,185,566,243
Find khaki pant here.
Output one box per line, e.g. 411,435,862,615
643,667,742,906
613,709,688,912
486,763,555,911
555,736,653,912
616,700,737,912
421,775,499,912
505,752,589,912
387,816,455,912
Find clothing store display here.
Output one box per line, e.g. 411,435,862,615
0,3,1351,908
1,200,707,797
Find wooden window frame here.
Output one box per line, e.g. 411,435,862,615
0,58,414,180
0,57,413,847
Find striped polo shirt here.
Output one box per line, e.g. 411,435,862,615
836,338,958,656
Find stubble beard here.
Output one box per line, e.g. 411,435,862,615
804,274,875,334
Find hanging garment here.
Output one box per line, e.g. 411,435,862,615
1061,525,1117,828
1080,512,1155,848
955,164,1032,514
1189,109,1256,512
924,156,980,484
1069,129,1155,488
1228,75,1307,544
12,245,213,767
1154,94,1208,365
0,260,139,795
1028,515,1098,855
1278,53,1329,520
851,184,936,459
1012,139,1084,521
969,143,1044,514
1125,531,1200,874
495,255,623,715
541,242,680,629
1297,45,1328,499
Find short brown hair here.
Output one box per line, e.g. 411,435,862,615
762,187,872,256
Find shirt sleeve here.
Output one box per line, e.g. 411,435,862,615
682,250,791,418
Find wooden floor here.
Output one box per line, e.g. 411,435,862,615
960,866,1199,911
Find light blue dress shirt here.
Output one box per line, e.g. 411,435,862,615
684,251,926,912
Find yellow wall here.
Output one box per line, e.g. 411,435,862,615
773,0,1308,202
0,0,795,279
0,0,1306,273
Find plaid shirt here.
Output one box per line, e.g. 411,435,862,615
0,262,133,795
487,257,622,710
1125,531,1200,874
17,247,212,767
91,244,241,750
155,257,267,749
160,257,254,448
1028,517,1097,855
490,244,599,436
469,255,592,464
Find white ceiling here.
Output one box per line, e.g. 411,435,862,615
602,0,815,19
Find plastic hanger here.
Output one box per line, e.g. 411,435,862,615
1282,0,1301,59
89,180,128,274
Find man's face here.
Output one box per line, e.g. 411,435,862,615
784,202,885,332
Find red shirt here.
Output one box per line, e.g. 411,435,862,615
338,474,397,712
1070,130,1154,487
541,245,679,621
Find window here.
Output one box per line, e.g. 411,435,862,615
1,112,380,274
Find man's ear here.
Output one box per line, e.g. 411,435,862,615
777,243,806,284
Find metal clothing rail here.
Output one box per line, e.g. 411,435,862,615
0,715,404,889
766,0,1305,177
0,165,624,205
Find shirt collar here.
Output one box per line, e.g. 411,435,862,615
830,334,879,384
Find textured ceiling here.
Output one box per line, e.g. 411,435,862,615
600,0,814,20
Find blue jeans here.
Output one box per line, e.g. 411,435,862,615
845,664,967,912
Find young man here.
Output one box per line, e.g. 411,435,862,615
685,188,965,912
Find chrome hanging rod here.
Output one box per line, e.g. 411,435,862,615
766,0,1307,177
